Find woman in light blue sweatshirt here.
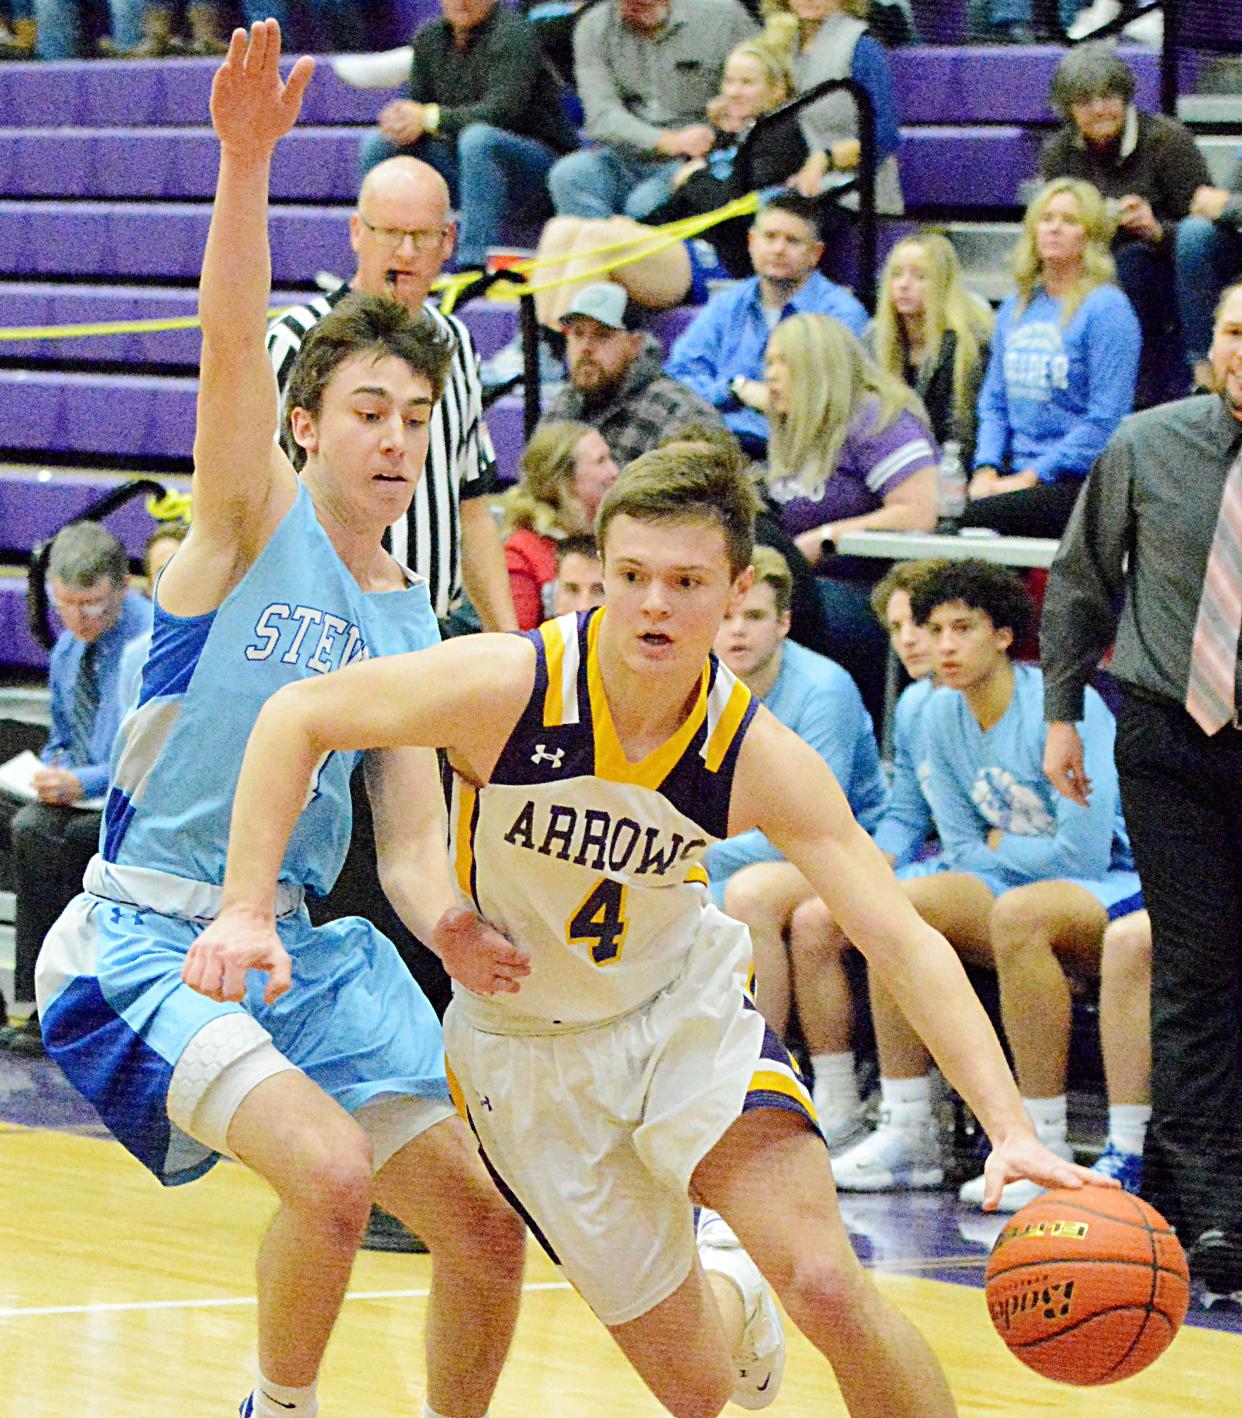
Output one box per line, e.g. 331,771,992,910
963,178,1141,538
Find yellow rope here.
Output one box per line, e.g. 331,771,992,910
0,192,761,339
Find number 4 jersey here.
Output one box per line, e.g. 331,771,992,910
450,608,759,1026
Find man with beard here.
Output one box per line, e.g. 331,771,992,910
1042,280,1242,1294
538,282,722,468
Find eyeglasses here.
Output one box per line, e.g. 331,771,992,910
357,215,448,253
51,591,114,618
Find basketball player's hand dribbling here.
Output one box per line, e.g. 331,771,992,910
981,1131,1119,1212
182,907,294,1005
433,907,531,996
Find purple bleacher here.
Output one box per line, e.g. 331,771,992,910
0,578,46,669
899,126,1044,208
891,45,1162,125
910,0,966,44
0,202,352,283
0,45,1168,132
0,468,188,559
0,370,196,461
0,127,360,203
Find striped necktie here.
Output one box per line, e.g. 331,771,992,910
1186,443,1242,735
69,642,100,766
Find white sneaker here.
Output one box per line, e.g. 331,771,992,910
957,1138,1075,1212
830,1117,944,1192
696,1214,785,1410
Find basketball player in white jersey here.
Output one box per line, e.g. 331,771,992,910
185,445,1110,1418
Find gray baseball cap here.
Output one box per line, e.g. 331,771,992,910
559,281,633,331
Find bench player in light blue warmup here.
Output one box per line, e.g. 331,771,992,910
33,24,525,1418
185,445,1109,1418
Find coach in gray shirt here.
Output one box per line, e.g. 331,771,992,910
548,0,756,220
1041,282,1242,1296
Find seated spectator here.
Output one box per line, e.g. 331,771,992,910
828,562,1142,1209
762,0,903,219
709,544,887,1024
521,34,805,343
708,546,886,898
724,557,944,1141
867,231,993,469
552,532,607,615
667,193,868,458
1175,146,1242,376
1040,43,1209,402
0,523,151,1056
657,421,838,660
496,421,619,629
548,0,757,221
117,520,190,708
361,0,578,271
963,178,1140,538
761,311,938,721
539,281,724,466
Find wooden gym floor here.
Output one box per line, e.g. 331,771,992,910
2,1055,1239,1415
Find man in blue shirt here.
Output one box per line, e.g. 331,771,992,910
708,545,886,1039
831,560,1141,1210
0,521,151,1054
666,193,869,457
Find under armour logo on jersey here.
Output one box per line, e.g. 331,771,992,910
531,744,565,769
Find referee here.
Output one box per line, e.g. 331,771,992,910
1041,282,1242,1296
267,157,516,1251
267,154,517,633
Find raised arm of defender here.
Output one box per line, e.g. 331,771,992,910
732,708,1112,1209
164,23,315,618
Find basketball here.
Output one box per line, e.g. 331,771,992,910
984,1187,1190,1385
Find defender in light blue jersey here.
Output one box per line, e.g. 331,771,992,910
707,545,886,1043
32,27,525,1418
722,559,947,1145
832,561,1143,1212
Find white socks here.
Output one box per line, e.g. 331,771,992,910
878,1074,932,1129
250,1374,317,1418
810,1051,862,1128
1108,1103,1151,1157
1023,1095,1068,1148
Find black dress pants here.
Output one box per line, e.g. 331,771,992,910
8,801,101,1004
1113,691,1242,1245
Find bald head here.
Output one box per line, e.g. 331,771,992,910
350,157,456,310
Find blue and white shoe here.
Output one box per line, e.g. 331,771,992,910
1090,1143,1143,1194
239,1396,254,1417
696,1209,785,1409
831,1117,944,1192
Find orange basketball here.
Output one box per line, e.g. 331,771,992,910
984,1187,1190,1385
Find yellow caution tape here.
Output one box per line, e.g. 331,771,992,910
0,192,761,339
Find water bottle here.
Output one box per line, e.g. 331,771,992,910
938,439,967,527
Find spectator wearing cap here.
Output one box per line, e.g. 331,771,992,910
666,193,868,459
1039,43,1208,398
548,0,757,222
538,282,725,466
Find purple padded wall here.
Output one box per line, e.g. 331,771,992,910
0,468,179,557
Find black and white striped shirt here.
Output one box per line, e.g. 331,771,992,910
266,286,498,618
